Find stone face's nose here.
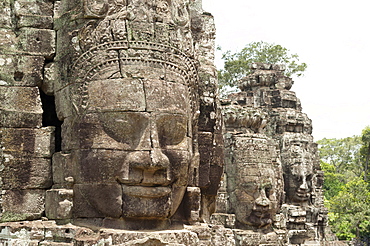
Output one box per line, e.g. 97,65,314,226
255,188,271,207
299,176,309,191
116,120,171,186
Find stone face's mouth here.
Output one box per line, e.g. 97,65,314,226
251,209,271,218
295,190,310,200
122,185,171,198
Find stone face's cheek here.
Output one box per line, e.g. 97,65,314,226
234,189,254,221
70,149,132,185
162,149,191,186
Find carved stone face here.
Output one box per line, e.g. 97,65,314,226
65,71,194,225
234,168,279,228
285,162,313,204
228,136,282,229
282,134,314,205
55,0,201,228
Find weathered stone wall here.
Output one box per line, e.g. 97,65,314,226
1,0,226,243
0,0,56,223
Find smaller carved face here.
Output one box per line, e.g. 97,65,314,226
234,170,278,228
285,162,313,204
282,137,314,205
156,1,169,13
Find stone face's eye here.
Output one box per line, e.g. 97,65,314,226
156,114,187,147
99,112,149,149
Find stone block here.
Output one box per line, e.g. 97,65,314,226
198,132,212,188
54,86,72,120
0,28,17,53
127,21,154,42
0,155,52,189
52,152,74,188
17,28,56,59
198,103,217,132
0,86,43,128
14,0,54,29
86,78,146,112
73,183,122,218
45,189,73,220
0,0,12,28
0,28,55,58
0,55,45,87
42,62,56,95
145,80,190,114
0,127,55,157
184,187,201,222
1,189,45,221
206,164,224,196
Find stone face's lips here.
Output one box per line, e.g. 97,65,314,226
122,185,171,198
296,191,310,200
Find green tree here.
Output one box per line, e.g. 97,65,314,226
360,126,370,181
318,127,370,241
328,177,370,240
317,136,362,177
320,161,345,199
218,41,307,90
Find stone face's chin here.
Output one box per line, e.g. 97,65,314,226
250,215,272,228
248,210,273,228
236,210,273,228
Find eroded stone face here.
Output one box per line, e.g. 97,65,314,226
227,135,283,229
234,168,278,228
281,133,314,205
53,0,200,227
66,73,194,225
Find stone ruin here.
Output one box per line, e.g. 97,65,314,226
0,0,344,245
211,64,343,245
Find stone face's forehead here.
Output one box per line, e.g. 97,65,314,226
145,79,190,114
290,163,313,176
76,77,190,115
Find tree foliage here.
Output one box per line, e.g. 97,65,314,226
327,177,370,240
360,126,370,181
317,136,362,176
317,126,370,241
218,41,307,89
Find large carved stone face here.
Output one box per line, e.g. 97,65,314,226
234,168,279,228
55,0,202,228
64,69,195,225
282,134,314,205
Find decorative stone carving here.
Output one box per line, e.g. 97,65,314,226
0,0,344,244
229,134,283,230
46,0,223,230
281,133,315,206
212,63,341,245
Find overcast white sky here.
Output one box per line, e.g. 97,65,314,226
201,0,370,141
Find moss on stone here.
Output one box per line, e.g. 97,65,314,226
0,212,31,222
